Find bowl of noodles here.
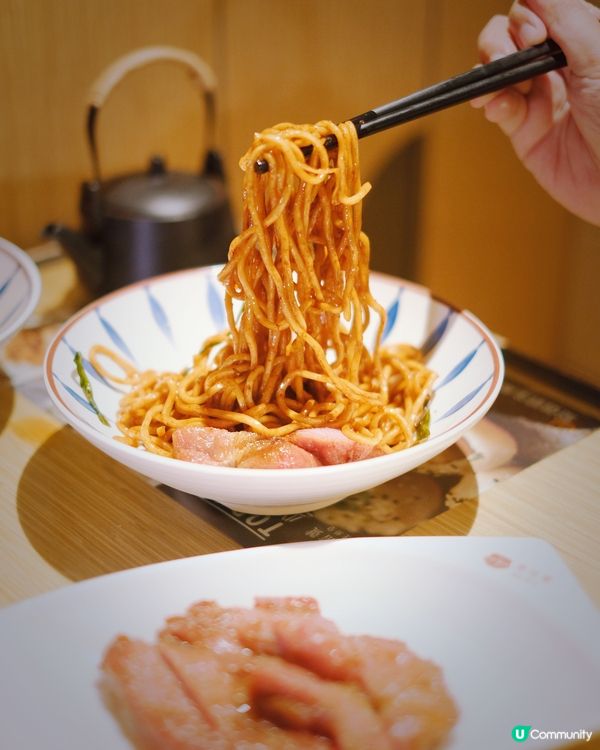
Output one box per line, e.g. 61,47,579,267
44,120,503,514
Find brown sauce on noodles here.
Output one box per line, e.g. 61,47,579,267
90,121,435,457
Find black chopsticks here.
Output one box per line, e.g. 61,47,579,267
254,39,566,173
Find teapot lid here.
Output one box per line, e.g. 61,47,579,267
101,155,225,222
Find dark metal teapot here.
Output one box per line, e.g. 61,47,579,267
45,46,235,295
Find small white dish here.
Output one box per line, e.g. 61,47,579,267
44,267,504,513
0,237,41,344
0,537,598,750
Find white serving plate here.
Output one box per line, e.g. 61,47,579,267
0,537,598,749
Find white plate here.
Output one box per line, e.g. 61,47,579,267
0,237,41,344
0,537,598,749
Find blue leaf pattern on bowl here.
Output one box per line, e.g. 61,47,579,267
0,264,19,296
422,310,453,355
145,286,174,343
54,372,109,430
435,340,485,389
208,276,226,330
439,374,493,419
96,308,136,363
0,264,23,328
382,289,404,342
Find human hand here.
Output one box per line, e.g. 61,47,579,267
472,0,600,225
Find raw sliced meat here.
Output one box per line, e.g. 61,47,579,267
102,599,458,750
160,642,329,749
101,636,225,750
351,635,459,750
250,655,392,750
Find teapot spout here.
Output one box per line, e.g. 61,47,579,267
43,223,103,294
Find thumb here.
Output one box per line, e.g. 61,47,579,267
524,0,600,76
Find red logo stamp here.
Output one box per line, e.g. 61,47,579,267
485,553,511,569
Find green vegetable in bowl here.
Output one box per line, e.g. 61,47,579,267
416,408,431,442
74,352,109,426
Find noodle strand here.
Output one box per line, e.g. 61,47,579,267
93,121,435,457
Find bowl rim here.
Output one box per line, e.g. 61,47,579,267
44,265,504,478
0,237,42,344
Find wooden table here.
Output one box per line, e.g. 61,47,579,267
2,246,600,610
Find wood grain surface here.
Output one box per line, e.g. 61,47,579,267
2,365,599,608
0,386,239,604
2,0,600,383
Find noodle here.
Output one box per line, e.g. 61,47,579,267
90,120,435,457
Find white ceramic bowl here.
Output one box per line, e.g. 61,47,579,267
0,237,41,344
44,267,504,514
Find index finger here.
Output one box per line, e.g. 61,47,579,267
477,14,519,62
524,0,600,75
476,14,532,97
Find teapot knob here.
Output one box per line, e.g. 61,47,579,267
148,154,167,176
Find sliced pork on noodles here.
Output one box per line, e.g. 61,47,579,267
172,425,320,468
171,425,381,468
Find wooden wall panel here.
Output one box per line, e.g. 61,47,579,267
0,0,598,383
0,0,218,248
0,0,428,251
218,0,430,275
220,0,429,173
558,220,600,385
416,0,572,370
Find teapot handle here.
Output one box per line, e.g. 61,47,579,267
86,46,218,182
